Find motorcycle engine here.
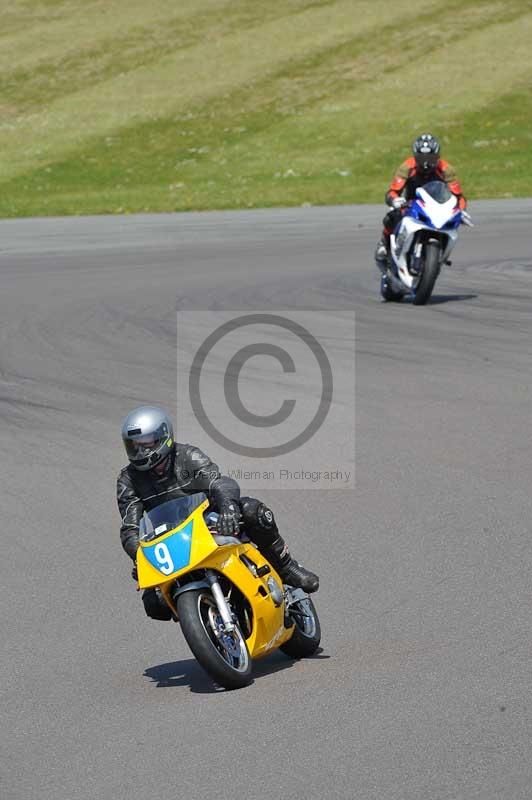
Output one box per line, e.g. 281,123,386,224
267,577,284,607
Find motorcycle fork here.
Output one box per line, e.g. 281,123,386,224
205,569,235,633
411,241,423,274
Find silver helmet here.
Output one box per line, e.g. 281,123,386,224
121,406,174,471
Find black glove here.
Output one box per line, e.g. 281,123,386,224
131,564,138,582
217,502,241,536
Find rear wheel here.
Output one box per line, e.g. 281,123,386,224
413,241,440,305
280,597,321,658
177,589,252,689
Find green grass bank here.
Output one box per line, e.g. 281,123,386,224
1,0,532,217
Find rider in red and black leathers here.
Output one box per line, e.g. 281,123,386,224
375,134,467,270
117,406,319,620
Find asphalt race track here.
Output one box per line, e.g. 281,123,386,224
2,200,532,800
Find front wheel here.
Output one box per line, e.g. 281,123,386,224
280,596,321,658
177,589,252,689
413,241,440,305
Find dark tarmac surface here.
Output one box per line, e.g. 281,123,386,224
2,200,532,800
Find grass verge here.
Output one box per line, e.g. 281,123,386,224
1,0,532,217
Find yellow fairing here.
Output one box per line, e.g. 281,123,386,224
137,499,216,589
136,500,293,658
199,542,293,658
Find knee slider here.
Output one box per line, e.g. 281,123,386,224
240,497,276,531
257,503,276,530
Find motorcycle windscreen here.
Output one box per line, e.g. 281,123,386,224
139,493,207,542
419,180,452,203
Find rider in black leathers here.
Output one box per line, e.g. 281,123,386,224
117,407,319,620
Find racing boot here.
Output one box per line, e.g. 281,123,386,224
239,497,319,593
374,236,389,274
262,533,320,594
142,587,174,621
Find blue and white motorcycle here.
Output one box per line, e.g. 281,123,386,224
381,180,473,305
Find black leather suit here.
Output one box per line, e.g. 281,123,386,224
117,443,283,619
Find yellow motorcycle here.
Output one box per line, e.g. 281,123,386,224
136,492,321,689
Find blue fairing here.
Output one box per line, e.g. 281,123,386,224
443,213,462,230
142,519,193,574
401,200,462,231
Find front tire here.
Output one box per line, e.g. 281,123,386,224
413,241,440,305
280,597,321,658
177,589,252,689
